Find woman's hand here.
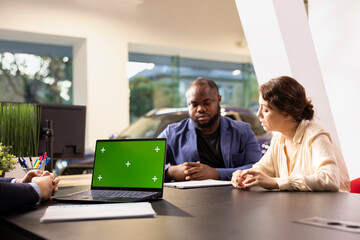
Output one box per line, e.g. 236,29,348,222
231,170,246,189
241,169,279,190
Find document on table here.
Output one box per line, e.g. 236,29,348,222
164,180,232,189
40,202,156,223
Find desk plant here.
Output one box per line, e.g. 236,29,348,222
0,102,41,168
0,142,16,176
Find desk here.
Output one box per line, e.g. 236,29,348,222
57,174,92,187
1,183,360,240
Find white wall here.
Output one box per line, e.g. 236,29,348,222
235,0,339,145
0,2,129,150
0,0,250,150
309,0,360,180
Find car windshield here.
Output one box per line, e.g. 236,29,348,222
117,117,162,138
239,113,266,136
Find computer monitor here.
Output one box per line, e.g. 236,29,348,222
38,104,86,171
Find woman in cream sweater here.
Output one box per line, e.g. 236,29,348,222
232,76,350,192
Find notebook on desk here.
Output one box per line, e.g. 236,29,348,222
53,138,166,203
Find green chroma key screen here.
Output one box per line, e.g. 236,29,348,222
92,139,166,189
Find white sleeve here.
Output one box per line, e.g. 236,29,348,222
276,134,340,191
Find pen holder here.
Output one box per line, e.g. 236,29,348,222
22,165,46,174
19,156,47,174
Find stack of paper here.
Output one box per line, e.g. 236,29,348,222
40,202,156,223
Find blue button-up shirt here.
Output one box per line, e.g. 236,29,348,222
158,116,262,180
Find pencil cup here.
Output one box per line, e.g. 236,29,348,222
19,156,47,174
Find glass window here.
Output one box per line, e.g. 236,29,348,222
118,117,162,139
127,52,259,122
0,40,73,104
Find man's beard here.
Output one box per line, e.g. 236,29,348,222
192,105,221,130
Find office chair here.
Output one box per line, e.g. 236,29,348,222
350,178,360,194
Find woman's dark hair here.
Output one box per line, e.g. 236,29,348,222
259,76,314,122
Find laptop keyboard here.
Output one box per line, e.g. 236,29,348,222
73,190,156,199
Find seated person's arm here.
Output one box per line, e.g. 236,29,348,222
0,181,39,213
159,127,187,181
275,134,341,191
31,171,59,201
182,161,220,180
166,164,188,181
166,162,220,181
218,125,263,180
233,134,342,191
232,145,278,189
0,170,59,213
18,170,59,200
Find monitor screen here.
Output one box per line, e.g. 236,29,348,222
38,104,86,160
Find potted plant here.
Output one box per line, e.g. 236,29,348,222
0,142,16,176
0,102,41,158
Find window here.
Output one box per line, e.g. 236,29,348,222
127,52,259,122
0,40,73,104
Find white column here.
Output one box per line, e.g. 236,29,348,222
235,0,339,147
309,0,360,180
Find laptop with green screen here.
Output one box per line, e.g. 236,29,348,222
54,138,166,203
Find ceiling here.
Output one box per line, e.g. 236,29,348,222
4,0,308,60
31,0,248,49
46,0,307,49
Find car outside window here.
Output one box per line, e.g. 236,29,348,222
239,113,266,136
117,117,162,139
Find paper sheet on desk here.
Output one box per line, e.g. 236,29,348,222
164,180,232,189
40,202,156,223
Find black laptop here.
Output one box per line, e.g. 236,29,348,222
54,138,166,203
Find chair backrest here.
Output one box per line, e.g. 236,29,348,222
350,178,360,194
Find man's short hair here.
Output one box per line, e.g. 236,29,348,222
186,77,219,95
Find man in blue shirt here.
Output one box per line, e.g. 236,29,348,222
158,77,262,181
0,170,59,213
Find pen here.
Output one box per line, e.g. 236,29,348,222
18,157,24,167
21,157,28,169
29,157,33,168
34,156,42,169
45,157,50,165
40,157,46,171
33,158,38,168
38,158,43,170
37,156,42,168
